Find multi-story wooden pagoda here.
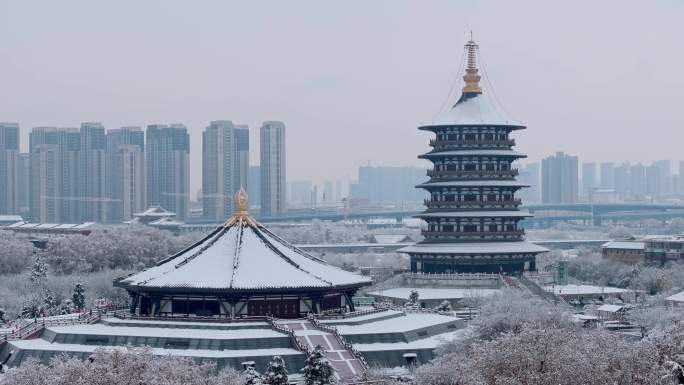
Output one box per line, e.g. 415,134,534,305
115,188,372,318
399,38,547,274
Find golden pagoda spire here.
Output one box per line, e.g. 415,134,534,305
462,33,482,95
226,186,256,226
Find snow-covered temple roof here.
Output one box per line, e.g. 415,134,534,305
398,241,548,255
134,206,177,218
117,189,371,292
420,92,524,129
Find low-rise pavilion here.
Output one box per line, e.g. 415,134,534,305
115,188,372,319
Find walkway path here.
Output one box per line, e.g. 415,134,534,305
280,320,364,383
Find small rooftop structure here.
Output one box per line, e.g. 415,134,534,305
116,189,372,318
665,291,684,305
3,221,97,235
601,239,645,265
0,214,23,226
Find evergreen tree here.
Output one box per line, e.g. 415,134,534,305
29,256,48,286
72,283,86,310
435,300,452,312
0,307,6,323
243,366,263,385
264,356,288,385
302,345,336,385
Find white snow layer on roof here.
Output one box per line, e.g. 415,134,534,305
597,304,624,312
336,313,458,335
417,210,533,218
399,241,548,255
369,288,499,300
9,339,300,358
417,180,530,188
420,149,526,158
47,324,283,340
543,284,632,295
120,218,370,290
423,93,523,127
601,241,645,250
666,291,684,303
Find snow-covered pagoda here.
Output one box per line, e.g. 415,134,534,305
399,38,547,274
115,189,372,318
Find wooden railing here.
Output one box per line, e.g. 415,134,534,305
424,199,521,209
2,310,102,342
429,138,515,147
317,308,387,320
421,230,525,238
427,169,518,178
265,315,311,355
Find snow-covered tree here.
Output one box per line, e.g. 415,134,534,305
434,300,452,312
29,256,48,286
72,283,85,310
408,289,419,304
302,345,336,385
264,355,288,385
0,307,6,323
243,366,263,385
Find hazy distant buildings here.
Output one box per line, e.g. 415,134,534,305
350,166,426,206
541,152,578,204
518,162,540,204
600,162,615,190
146,124,190,219
79,123,108,222
629,163,646,199
107,127,145,222
290,180,313,207
0,123,20,215
581,162,597,197
614,162,630,199
17,153,30,216
248,165,260,208
235,125,250,191
260,121,286,216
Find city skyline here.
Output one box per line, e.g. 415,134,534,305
2,1,683,196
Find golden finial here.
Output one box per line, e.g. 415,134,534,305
226,186,256,226
462,34,482,95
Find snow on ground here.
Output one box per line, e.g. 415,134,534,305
47,323,283,340
8,339,300,358
368,287,500,300
335,313,457,335
543,284,632,295
353,328,469,351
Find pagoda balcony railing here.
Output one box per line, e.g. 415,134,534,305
421,230,525,239
424,199,522,209
429,138,516,148
426,169,519,178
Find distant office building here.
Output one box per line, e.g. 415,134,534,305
107,127,145,222
323,180,334,204
29,127,81,223
652,160,671,197
518,162,540,204
17,153,30,216
614,162,630,199
260,121,286,216
335,180,342,202
645,164,661,201
541,152,578,204
79,122,107,222
248,165,261,209
679,160,684,193
629,163,646,199
600,162,615,190
581,162,597,198
0,123,20,215
146,124,190,219
290,180,313,207
235,125,250,191
203,121,250,221
351,166,427,206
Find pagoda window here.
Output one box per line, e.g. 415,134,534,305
488,224,498,232
506,224,515,231
464,164,476,171
487,194,497,202
463,224,477,232
446,164,457,171
442,224,454,232
483,133,494,140
463,194,477,202
464,133,476,141
485,164,495,171
501,164,510,170
503,194,512,201
444,194,456,202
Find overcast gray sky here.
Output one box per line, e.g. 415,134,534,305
1,0,683,196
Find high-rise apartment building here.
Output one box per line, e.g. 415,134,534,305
260,121,286,216
351,166,427,206
645,164,661,201
600,162,615,190
107,127,145,222
614,162,630,199
652,160,671,197
146,124,190,218
202,120,250,221
0,123,20,215
541,152,578,204
17,153,30,216
629,163,646,199
79,122,107,222
29,127,81,223
290,180,313,207
581,162,597,197
248,165,261,209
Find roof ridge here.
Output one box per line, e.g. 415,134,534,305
228,217,245,288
